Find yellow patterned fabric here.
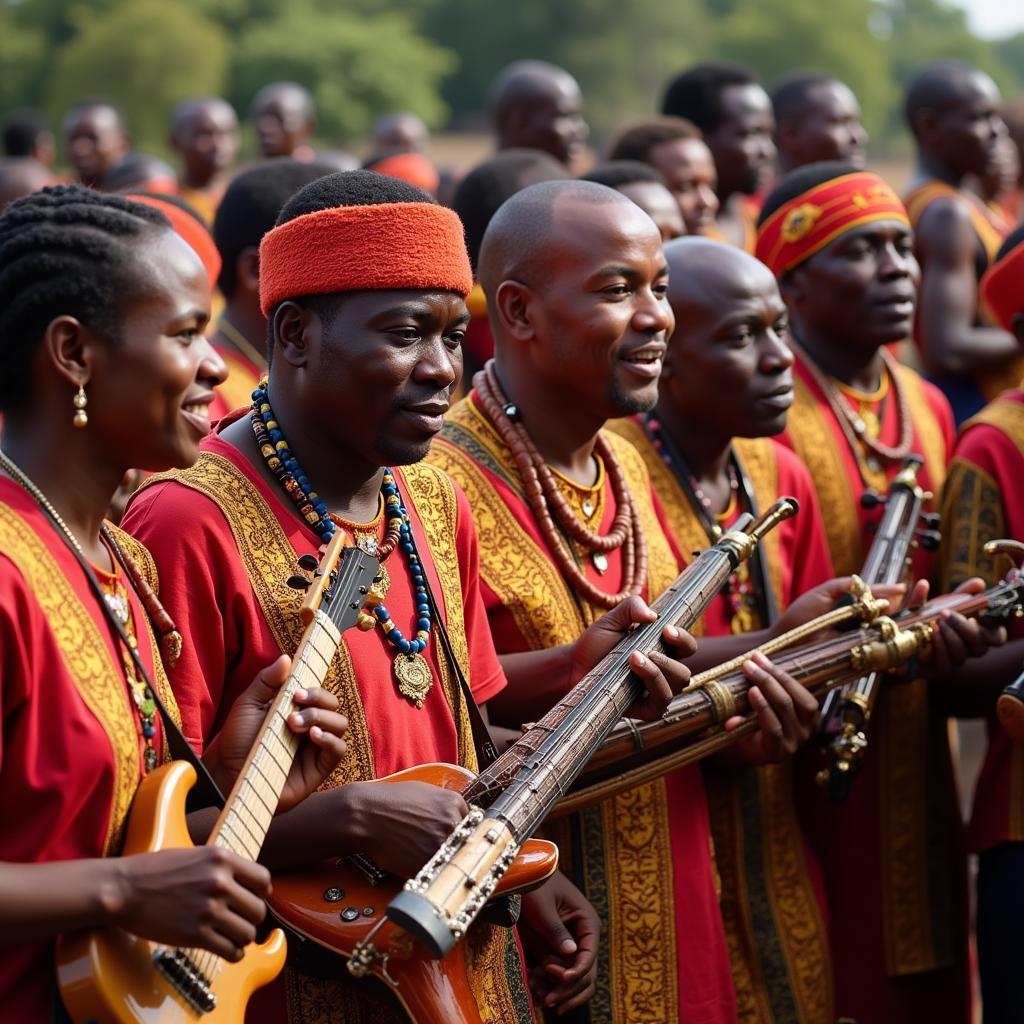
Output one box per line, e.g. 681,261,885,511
431,396,725,1024
137,452,525,1024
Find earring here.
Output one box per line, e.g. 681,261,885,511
72,385,88,428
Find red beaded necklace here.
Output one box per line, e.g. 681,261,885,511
474,361,647,609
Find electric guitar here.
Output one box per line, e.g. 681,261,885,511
57,530,379,1023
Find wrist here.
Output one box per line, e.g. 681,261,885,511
96,856,131,927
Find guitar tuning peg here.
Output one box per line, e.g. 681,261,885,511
297,554,319,571
287,574,313,590
860,490,885,509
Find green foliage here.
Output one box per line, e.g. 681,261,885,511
229,3,455,139
47,0,230,150
0,9,48,112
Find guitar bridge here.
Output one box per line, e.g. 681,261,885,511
154,947,217,1014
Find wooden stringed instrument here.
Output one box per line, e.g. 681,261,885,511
57,530,380,1023
265,499,797,1024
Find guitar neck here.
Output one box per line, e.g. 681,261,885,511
207,611,342,859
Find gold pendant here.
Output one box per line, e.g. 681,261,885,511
591,551,609,574
861,407,880,439
582,499,595,518
394,652,433,708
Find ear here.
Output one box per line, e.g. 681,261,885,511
271,301,317,368
42,315,92,390
492,280,537,343
237,247,261,295
1011,311,1024,347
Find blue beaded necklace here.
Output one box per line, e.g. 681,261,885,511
250,382,434,707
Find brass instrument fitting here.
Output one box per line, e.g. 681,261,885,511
849,619,933,672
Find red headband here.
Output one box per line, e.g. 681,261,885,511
980,237,1024,332
127,193,221,290
755,171,909,277
259,202,472,315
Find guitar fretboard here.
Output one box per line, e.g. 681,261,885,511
208,611,342,859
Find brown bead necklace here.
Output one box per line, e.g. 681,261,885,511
474,361,647,609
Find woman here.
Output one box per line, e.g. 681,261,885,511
0,185,349,1021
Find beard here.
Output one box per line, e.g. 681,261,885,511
608,375,658,418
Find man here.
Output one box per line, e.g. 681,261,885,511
169,96,240,224
452,149,570,379
63,100,130,187
1,109,54,167
770,73,867,173
371,111,429,157
757,162,972,1023
580,161,685,241
902,61,1019,423
661,62,775,252
609,236,836,1023
249,81,316,160
208,158,335,419
606,117,720,236
489,60,589,168
0,157,50,211
429,180,835,1024
940,225,1024,1024
125,170,687,1023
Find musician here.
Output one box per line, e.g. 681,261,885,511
609,236,838,1023
940,224,1024,1024
0,185,350,1022
427,179,850,1024
756,163,984,1022
123,171,688,1023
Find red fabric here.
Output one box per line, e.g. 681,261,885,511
755,171,909,277
439,417,737,1023
121,421,505,760
371,153,440,195
258,203,473,315
980,236,1024,332
0,480,162,1023
951,388,1024,854
127,192,222,289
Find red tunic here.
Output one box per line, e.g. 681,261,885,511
122,420,528,1024
429,394,737,1024
779,349,967,1024
0,479,172,1023
939,387,1024,854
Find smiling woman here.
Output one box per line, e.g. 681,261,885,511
0,185,351,1022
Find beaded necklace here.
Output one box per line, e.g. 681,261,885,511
474,361,647,610
0,449,165,769
249,382,434,708
642,414,763,634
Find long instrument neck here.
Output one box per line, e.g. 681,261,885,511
469,543,740,834
206,610,342,859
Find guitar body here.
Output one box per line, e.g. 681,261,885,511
269,763,559,1024
57,761,287,1023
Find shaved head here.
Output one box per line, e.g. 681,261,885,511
904,61,999,135
478,179,652,298
664,235,776,309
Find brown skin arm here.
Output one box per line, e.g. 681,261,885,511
915,198,1021,375
931,635,1022,718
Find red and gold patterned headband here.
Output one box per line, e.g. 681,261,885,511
755,171,910,277
980,237,1024,332
259,202,473,315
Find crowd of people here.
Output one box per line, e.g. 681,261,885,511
1,53,1023,1024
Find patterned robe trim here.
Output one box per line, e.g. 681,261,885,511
611,419,833,1024
788,356,955,977
136,453,525,1024
0,507,161,855
435,397,686,1023
904,180,1024,402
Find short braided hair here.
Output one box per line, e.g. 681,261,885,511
0,184,169,412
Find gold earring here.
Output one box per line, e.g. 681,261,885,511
72,385,88,428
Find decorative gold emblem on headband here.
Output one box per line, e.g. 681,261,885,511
781,203,822,243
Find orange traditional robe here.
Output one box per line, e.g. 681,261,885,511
612,418,836,1024
428,394,737,1024
904,179,1021,419
778,350,967,1023
0,479,178,1022
939,386,1024,854
122,420,531,1024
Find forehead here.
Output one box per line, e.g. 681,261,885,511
670,251,780,315
67,106,119,135
817,217,912,255
132,228,209,305
719,83,772,123
547,197,662,269
808,81,860,117
188,102,236,130
322,288,468,321
653,136,713,170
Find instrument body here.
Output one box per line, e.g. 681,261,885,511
269,763,558,1024
357,500,797,971
57,535,380,1023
